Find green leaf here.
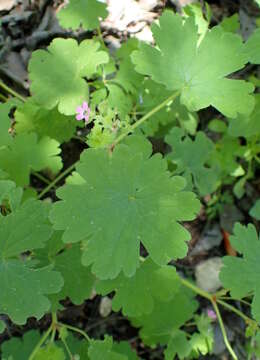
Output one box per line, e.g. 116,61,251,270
29,38,109,115
50,136,200,279
49,244,95,310
1,330,41,360
0,133,62,186
0,100,20,147
131,290,198,346
220,223,260,322
112,342,139,360
246,28,260,64
220,14,240,33
138,81,198,137
96,258,180,317
0,319,5,334
165,127,218,195
132,11,254,117
228,94,260,138
0,180,22,213
57,0,108,31
164,330,191,360
0,199,63,324
15,99,82,143
34,343,66,360
250,200,260,220
208,119,227,133
88,336,127,360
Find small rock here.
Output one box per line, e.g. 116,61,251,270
99,296,112,318
0,0,16,12
195,257,223,293
190,223,222,256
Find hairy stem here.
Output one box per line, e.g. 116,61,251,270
0,81,25,102
112,90,180,147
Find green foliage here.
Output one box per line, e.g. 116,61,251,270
50,136,200,279
220,223,260,322
1,4,260,359
0,133,62,186
29,38,109,115
166,127,218,195
1,330,41,360
49,244,96,310
96,257,180,317
246,28,260,64
0,199,63,324
15,99,82,143
88,336,127,360
57,0,108,31
131,287,198,346
250,200,260,220
228,94,260,138
132,11,254,117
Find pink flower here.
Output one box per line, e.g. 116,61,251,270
207,309,217,321
76,101,90,123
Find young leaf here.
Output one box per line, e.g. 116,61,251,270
132,11,254,117
0,133,62,186
96,258,180,317
164,330,191,360
165,127,218,195
0,200,63,324
50,136,200,279
57,0,108,31
88,336,127,360
220,223,260,322
29,39,109,115
15,99,82,143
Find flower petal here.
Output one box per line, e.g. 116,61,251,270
82,101,88,110
76,106,83,113
76,114,84,121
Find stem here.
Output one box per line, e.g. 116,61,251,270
32,171,51,185
180,278,239,359
37,163,76,199
211,300,238,360
60,336,73,359
180,277,212,301
0,93,7,102
59,323,91,342
28,324,52,360
217,299,254,324
0,81,25,102
112,91,180,147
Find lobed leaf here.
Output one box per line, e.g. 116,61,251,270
132,11,254,117
50,136,200,279
29,38,109,115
